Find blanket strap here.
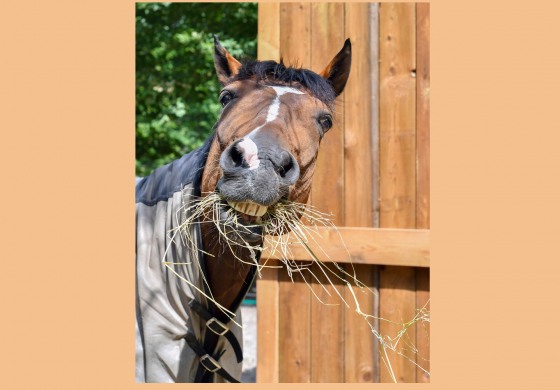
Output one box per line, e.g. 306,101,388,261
189,300,244,363
184,332,240,383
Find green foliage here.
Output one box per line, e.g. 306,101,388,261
136,3,257,176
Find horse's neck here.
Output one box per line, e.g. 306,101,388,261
200,223,259,311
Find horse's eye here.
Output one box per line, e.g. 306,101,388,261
318,114,333,133
219,90,234,107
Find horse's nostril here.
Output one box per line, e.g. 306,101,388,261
278,151,293,178
230,144,244,167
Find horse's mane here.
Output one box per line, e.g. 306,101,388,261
233,60,336,107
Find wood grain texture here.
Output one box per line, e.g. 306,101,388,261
310,2,345,227
309,2,345,382
263,227,430,267
257,2,280,62
415,3,431,382
277,3,312,383
379,2,418,383
415,266,430,382
343,263,376,382
344,2,373,228
256,266,279,383
416,2,430,230
278,268,311,382
279,3,311,68
379,265,417,383
343,4,377,381
310,262,344,382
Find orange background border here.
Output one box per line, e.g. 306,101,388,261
1,1,559,388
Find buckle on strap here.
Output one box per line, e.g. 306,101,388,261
206,317,229,336
200,354,222,373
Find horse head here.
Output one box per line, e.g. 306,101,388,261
201,36,351,243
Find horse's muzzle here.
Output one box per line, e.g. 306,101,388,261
217,138,300,206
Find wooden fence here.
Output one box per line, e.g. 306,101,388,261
256,3,430,383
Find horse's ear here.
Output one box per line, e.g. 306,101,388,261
213,35,242,85
320,39,352,97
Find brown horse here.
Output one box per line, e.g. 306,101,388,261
136,36,351,383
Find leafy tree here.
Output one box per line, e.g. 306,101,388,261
136,3,257,176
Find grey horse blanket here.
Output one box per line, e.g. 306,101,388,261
135,139,256,382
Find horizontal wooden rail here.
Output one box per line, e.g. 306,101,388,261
262,227,430,268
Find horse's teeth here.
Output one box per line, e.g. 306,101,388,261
227,201,268,217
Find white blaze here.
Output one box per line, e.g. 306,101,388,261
266,86,304,123
240,86,305,169
237,137,260,170
248,86,305,137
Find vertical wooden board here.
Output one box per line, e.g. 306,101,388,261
279,3,311,68
343,264,376,382
256,266,279,383
310,263,344,382
379,265,417,383
277,3,312,383
257,2,280,62
379,3,417,383
278,268,311,382
344,2,373,228
379,2,417,229
415,267,430,382
309,2,345,382
415,3,430,383
343,2,377,383
370,3,381,230
310,2,345,226
416,2,430,230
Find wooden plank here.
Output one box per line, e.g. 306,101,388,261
256,266,280,383
415,267,430,382
263,227,430,268
415,3,431,383
310,262,344,382
344,2,373,228
279,3,311,68
344,4,379,382
379,3,417,229
343,263,376,382
370,3,381,230
277,3,312,383
369,5,381,381
310,2,345,227
257,2,280,62
416,2,430,230
278,268,311,382
379,265,417,383
309,2,345,382
378,3,417,383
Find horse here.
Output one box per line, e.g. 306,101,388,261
135,35,351,383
